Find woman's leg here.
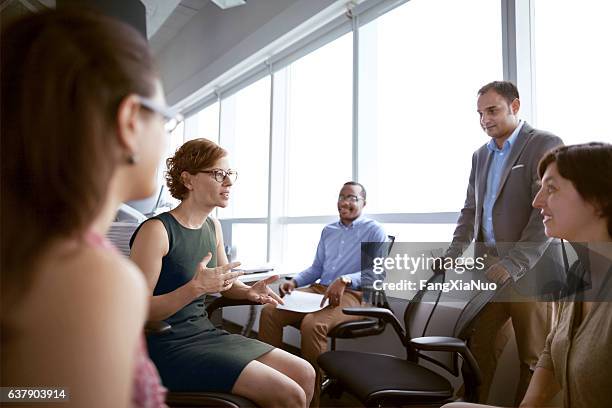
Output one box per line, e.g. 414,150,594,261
231,358,309,408
256,348,316,405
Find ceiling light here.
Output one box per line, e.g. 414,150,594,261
211,0,246,9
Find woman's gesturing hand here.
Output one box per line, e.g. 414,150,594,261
246,275,284,306
192,252,244,295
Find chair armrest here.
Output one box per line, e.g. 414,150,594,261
342,307,405,342
411,336,481,385
205,296,260,315
145,320,171,335
328,318,382,339
166,391,259,407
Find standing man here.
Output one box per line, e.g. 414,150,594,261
443,81,563,404
258,181,387,406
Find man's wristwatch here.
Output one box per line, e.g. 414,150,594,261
340,276,352,286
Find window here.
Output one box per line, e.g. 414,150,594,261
184,102,219,143
281,32,353,217
533,0,612,145
284,224,327,272
218,76,271,219
358,0,503,214
231,224,267,265
383,223,457,243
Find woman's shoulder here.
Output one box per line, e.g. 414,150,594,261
22,242,148,325
5,242,149,402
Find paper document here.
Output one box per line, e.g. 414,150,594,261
276,291,329,313
232,264,275,274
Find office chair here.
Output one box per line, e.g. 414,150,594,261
285,235,396,350
145,297,261,408
325,235,396,351
318,269,498,407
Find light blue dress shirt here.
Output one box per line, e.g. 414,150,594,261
482,120,524,246
292,217,387,290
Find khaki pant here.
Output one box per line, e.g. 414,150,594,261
468,295,551,405
258,284,362,407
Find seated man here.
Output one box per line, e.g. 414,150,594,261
258,181,386,405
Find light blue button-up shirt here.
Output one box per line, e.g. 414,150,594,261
482,120,524,246
292,217,386,290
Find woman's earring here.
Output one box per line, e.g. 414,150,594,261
127,153,139,165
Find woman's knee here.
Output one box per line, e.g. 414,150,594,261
256,377,307,408
257,349,315,399
232,360,307,408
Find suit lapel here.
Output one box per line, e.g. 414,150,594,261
494,122,533,204
476,149,492,215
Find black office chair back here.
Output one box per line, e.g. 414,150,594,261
368,235,395,308
403,270,446,360
453,282,501,340
403,268,499,377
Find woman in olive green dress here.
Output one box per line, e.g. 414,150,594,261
130,138,315,408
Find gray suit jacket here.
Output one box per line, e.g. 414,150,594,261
445,122,564,284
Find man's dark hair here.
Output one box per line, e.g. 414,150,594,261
478,81,520,105
343,181,366,200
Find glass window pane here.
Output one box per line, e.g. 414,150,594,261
231,223,267,265
358,0,503,214
283,33,353,216
184,102,219,143
218,77,271,219
283,224,326,273
383,223,457,243
533,0,612,144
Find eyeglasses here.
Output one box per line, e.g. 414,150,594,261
137,96,184,133
199,169,238,184
338,194,362,203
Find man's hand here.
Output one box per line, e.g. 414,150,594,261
246,275,284,306
486,262,511,285
321,277,349,307
192,252,243,295
279,280,297,297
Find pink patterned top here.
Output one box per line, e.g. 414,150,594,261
85,231,167,408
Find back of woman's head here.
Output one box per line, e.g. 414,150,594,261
1,10,157,304
166,138,227,200
538,142,612,237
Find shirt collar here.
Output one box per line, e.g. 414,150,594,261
337,215,365,229
487,120,524,152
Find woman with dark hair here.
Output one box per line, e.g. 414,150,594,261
1,10,170,407
443,142,612,407
130,138,316,408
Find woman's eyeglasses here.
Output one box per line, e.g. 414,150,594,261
137,96,184,133
199,169,238,184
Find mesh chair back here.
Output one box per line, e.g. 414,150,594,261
404,271,446,342
107,221,141,257
453,282,501,339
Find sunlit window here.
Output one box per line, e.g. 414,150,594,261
533,0,612,145
284,224,327,272
184,102,219,143
358,0,503,214
218,77,271,219
231,224,267,265
281,32,353,217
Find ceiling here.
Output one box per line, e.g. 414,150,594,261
0,0,210,54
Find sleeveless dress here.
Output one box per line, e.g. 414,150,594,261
131,212,274,392
85,231,167,408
